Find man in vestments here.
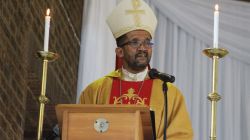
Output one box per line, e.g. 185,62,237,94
79,0,193,139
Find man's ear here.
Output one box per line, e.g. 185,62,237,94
115,47,124,58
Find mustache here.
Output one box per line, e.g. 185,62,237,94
135,51,148,58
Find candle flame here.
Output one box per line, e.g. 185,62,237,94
215,4,219,11
46,9,50,16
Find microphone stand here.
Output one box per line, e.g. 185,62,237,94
148,68,174,140
162,81,168,140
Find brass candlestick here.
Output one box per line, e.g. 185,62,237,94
37,51,59,140
203,48,228,140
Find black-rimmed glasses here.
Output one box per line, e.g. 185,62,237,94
120,40,154,48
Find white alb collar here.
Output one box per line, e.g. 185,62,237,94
122,67,148,81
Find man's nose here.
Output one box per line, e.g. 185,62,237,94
137,43,147,51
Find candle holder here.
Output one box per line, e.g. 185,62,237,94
36,51,59,140
203,48,228,140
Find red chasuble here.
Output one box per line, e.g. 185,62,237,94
109,78,153,105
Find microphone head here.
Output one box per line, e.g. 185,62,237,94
148,68,159,79
148,68,158,79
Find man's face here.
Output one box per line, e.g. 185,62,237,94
116,30,153,73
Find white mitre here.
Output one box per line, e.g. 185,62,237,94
106,0,157,39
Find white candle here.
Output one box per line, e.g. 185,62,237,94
44,9,51,52
213,4,219,48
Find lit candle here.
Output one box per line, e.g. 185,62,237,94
44,9,51,52
213,4,219,48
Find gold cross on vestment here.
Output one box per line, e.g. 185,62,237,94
125,0,145,26
127,88,136,99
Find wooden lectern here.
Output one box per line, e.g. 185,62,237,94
56,104,154,140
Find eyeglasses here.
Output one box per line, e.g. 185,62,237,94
120,40,154,48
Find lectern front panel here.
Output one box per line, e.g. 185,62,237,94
66,113,135,140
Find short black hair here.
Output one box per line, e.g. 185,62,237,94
116,34,127,47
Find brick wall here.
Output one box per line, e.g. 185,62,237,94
0,0,84,139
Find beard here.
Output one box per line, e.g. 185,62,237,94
126,51,151,71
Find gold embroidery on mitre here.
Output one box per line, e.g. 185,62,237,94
125,0,145,27
113,88,147,105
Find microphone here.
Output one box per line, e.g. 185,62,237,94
148,68,175,83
